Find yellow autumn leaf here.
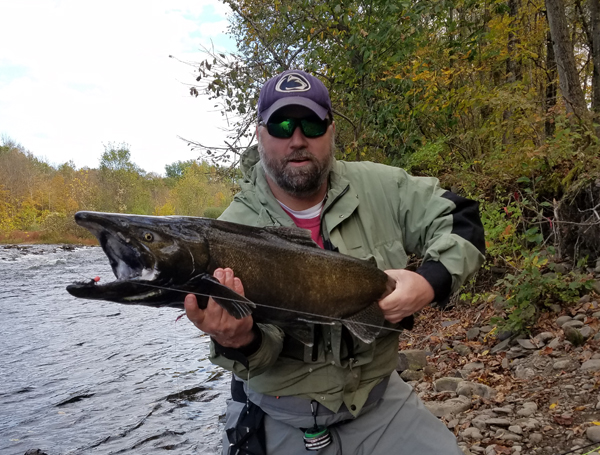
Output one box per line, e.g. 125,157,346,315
481,350,489,356
592,421,600,426
549,403,557,409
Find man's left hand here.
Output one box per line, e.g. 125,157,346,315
378,269,435,324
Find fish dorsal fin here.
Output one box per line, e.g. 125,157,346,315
342,302,385,344
262,225,320,248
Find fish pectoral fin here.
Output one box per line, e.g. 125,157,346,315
196,274,256,319
342,303,385,344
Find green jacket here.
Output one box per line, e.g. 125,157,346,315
210,146,485,416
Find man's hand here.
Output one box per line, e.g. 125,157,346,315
378,269,435,324
184,268,255,348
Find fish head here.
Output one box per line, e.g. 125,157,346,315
67,211,211,305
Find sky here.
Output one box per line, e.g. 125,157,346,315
0,0,239,175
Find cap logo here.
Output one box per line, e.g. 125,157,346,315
275,73,311,93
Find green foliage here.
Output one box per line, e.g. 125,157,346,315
491,252,593,334
203,207,226,219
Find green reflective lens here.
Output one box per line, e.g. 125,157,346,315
266,117,330,138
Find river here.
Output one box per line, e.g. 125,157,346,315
0,245,229,455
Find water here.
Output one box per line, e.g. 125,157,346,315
0,245,229,455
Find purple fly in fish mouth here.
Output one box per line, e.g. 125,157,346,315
67,211,413,345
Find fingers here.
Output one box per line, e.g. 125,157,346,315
378,269,434,324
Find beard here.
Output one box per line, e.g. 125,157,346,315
258,133,335,198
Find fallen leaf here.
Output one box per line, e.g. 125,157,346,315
553,414,573,426
574,406,586,411
592,421,600,426
549,403,558,409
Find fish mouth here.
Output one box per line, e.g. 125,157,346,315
66,212,161,302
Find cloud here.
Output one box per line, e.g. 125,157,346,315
0,0,238,175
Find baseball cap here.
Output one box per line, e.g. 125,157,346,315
257,70,332,122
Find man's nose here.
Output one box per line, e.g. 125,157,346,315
289,123,309,147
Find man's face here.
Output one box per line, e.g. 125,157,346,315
257,105,335,198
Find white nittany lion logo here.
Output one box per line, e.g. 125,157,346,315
275,73,311,92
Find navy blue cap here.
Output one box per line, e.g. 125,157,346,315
257,70,332,122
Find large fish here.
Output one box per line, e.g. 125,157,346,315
66,211,412,345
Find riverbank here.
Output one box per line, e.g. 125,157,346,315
0,230,97,246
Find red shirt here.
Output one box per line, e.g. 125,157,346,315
282,209,324,249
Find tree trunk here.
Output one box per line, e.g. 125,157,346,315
545,0,588,120
590,0,600,126
545,31,558,138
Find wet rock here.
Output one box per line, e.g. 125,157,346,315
424,396,471,418
556,316,573,327
581,359,600,372
456,381,497,399
397,349,428,371
467,327,480,340
564,325,586,347
587,426,600,443
435,377,463,392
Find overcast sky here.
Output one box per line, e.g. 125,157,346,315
0,0,238,175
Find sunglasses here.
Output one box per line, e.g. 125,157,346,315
263,116,331,139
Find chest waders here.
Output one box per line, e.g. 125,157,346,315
226,376,267,455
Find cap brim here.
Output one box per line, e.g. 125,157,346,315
260,97,329,122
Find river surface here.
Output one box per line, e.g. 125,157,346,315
0,245,229,455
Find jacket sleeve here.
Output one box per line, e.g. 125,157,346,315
397,171,486,305
209,323,285,378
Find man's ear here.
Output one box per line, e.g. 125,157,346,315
331,121,336,134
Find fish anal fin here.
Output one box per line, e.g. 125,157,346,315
342,303,385,344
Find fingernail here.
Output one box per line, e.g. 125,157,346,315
215,270,223,279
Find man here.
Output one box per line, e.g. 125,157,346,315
185,69,485,454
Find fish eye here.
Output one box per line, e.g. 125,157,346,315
143,232,154,242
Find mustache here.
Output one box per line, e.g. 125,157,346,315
284,150,315,163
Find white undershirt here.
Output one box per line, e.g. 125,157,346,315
277,198,325,219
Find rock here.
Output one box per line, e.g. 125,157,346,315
574,313,587,321
493,406,514,415
516,402,538,417
554,263,569,274
509,425,523,435
435,377,464,392
24,451,48,455
423,365,437,376
491,338,511,353
529,433,543,444
454,344,472,356
587,426,600,443
593,280,600,294
462,427,483,440
534,332,555,345
581,359,600,372
562,320,585,329
579,294,592,304
497,430,522,441
564,325,586,347
462,362,485,372
514,365,536,379
400,369,424,381
593,311,600,319
424,396,472,418
516,339,538,349
456,381,497,399
515,417,540,430
553,358,579,371
556,315,573,327
548,303,562,313
547,337,561,349
480,325,493,333
580,325,593,339
501,357,509,369
487,418,511,427
466,327,480,340
442,319,461,327
397,349,428,371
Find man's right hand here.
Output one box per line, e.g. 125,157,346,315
184,268,255,349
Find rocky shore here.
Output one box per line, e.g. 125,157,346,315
399,287,600,455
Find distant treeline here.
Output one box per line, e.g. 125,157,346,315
0,140,235,242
